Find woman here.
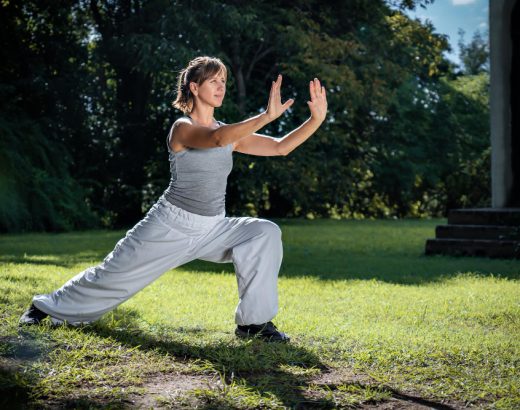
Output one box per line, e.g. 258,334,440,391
20,56,328,342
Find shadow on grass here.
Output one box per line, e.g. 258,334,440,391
88,315,334,408
2,309,458,409
3,252,519,286
0,331,53,409
0,255,104,268
1,328,142,410
0,366,132,410
0,370,32,410
82,308,455,409
0,364,127,410
0,230,120,269
1,222,519,285
177,255,520,285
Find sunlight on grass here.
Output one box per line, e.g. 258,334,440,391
1,219,519,408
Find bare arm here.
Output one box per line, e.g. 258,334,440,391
234,78,328,156
171,113,269,150
171,74,293,150
233,118,322,156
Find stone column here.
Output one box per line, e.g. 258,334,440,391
490,0,518,207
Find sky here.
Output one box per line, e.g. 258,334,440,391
405,0,489,66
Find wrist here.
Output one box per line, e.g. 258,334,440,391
260,111,274,125
308,116,323,127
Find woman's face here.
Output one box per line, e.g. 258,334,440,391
191,70,226,108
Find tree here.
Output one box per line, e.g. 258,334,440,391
3,0,489,231
458,29,489,75
0,0,96,231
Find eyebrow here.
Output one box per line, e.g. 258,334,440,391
214,70,226,79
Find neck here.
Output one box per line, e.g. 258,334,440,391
189,104,215,127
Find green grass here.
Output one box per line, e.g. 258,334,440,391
1,219,519,409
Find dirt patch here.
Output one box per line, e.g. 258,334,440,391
359,398,450,409
129,366,468,409
128,371,215,409
306,366,467,410
359,396,467,410
310,366,370,385
6,356,472,410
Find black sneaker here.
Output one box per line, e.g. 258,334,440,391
235,321,290,343
19,303,48,326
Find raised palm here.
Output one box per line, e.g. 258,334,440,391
307,77,327,123
265,74,294,121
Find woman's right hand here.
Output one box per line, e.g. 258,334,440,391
265,74,294,121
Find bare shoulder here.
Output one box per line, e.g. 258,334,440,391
169,116,222,149
171,117,193,134
169,117,193,139
168,117,194,151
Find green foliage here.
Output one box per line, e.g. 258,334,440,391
0,115,96,231
0,0,492,230
458,29,489,75
224,1,453,219
0,0,97,232
440,73,491,209
370,71,490,216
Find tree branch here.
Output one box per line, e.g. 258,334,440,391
246,44,275,82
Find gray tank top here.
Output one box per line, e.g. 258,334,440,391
163,117,233,216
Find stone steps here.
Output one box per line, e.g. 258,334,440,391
425,208,520,258
435,224,520,240
448,208,520,225
425,238,520,258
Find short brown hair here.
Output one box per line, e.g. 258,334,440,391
172,56,227,114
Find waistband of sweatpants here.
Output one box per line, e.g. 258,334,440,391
156,195,225,229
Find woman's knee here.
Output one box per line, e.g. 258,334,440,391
254,219,282,241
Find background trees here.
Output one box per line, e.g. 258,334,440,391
0,0,490,231
0,0,97,231
458,28,489,75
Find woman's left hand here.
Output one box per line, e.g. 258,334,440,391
307,78,327,124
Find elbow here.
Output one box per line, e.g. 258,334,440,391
211,129,225,147
277,144,290,156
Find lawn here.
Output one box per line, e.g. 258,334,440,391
1,219,519,409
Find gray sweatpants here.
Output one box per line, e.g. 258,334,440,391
33,196,283,326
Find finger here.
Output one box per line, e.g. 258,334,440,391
309,80,317,101
314,78,321,97
270,77,278,101
322,86,326,99
271,77,277,92
268,81,277,107
282,98,294,110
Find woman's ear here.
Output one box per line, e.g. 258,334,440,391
189,82,198,96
